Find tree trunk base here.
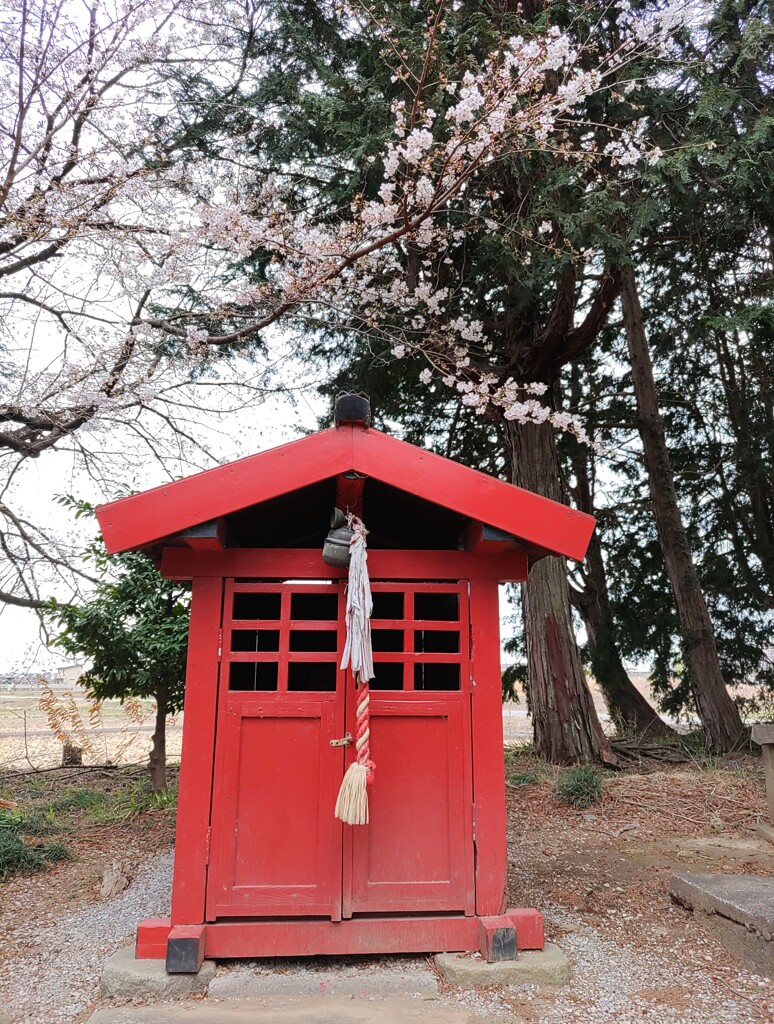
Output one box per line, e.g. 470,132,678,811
149,690,168,793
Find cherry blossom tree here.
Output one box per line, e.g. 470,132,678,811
0,0,277,607
1,0,693,766
185,0,690,763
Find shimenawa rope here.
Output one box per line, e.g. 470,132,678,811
334,515,375,825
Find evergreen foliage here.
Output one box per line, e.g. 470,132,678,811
48,499,190,791
0,811,72,882
227,0,772,737
570,0,774,716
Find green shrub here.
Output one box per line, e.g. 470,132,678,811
18,808,61,836
39,842,72,863
86,777,178,823
0,811,73,882
508,770,542,787
50,787,106,812
556,766,603,809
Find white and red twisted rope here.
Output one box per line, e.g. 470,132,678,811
354,677,375,782
335,516,375,824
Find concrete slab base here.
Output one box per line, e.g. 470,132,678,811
100,947,216,1001
693,910,774,979
207,962,438,1000
756,821,774,846
435,942,571,987
669,871,774,978
86,994,504,1024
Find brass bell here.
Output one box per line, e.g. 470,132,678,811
322,508,353,567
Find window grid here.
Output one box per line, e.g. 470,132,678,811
224,581,468,693
225,582,343,692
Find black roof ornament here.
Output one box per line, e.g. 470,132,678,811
334,392,371,428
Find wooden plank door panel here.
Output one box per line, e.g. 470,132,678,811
348,699,472,914
207,577,475,923
206,695,344,919
207,580,346,921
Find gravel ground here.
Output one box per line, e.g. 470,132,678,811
0,852,173,1024
1,847,771,1024
450,905,772,1023
1,755,771,1024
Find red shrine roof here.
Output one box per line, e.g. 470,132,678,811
96,423,595,562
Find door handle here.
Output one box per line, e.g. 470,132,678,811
329,733,353,747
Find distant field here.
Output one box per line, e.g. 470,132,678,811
0,679,618,770
2,673,749,771
0,688,183,772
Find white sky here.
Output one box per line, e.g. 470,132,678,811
0,382,327,674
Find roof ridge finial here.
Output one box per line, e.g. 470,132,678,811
334,392,371,428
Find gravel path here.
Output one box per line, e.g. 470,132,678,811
0,852,173,1024
451,905,771,1023
548,927,765,1024
1,855,771,1024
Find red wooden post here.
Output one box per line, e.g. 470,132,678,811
135,917,172,959
166,924,206,973
170,576,223,926
507,907,545,950
469,578,508,916
478,915,517,962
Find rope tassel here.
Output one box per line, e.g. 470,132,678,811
335,516,375,826
334,760,369,824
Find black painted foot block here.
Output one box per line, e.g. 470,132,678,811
165,925,205,974
478,915,518,962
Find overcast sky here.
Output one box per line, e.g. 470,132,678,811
0,383,327,674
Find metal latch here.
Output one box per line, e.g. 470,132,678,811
329,733,353,747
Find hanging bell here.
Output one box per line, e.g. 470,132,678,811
322,508,353,567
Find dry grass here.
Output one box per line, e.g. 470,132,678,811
506,748,767,838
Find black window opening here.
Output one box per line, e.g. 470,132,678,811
287,662,337,692
371,591,404,619
370,663,404,690
231,629,280,653
233,591,281,621
414,663,461,691
229,662,279,691
289,630,338,653
290,591,338,621
414,630,460,654
372,629,404,652
414,591,459,621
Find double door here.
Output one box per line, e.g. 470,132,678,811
205,579,474,921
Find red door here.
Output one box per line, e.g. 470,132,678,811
346,583,475,916
206,580,474,921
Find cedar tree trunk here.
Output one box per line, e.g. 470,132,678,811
570,443,676,739
506,417,617,765
711,324,774,601
149,681,168,793
574,526,676,740
620,263,747,752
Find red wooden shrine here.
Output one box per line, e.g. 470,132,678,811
96,407,594,972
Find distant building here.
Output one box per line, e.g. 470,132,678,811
0,672,46,692
0,665,85,692
53,664,86,688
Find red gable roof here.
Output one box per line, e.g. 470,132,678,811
96,423,594,562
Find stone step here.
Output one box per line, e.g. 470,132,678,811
669,871,774,977
87,994,505,1024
